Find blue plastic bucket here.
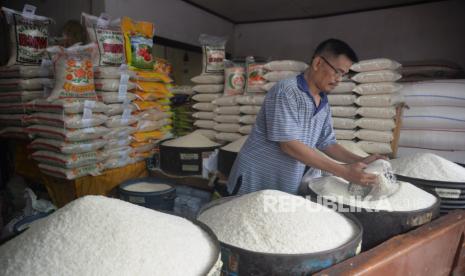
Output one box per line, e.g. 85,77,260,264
119,177,177,211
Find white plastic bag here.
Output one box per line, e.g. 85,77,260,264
97,92,137,103
29,138,106,154
331,106,357,117
215,106,241,115
31,150,106,169
402,106,465,129
331,81,356,93
327,94,357,106
264,60,308,72
193,103,216,112
212,96,237,106
355,94,403,107
334,129,356,140
224,61,245,96
38,163,102,179
94,79,136,92
236,95,265,106
27,125,109,141
30,99,108,114
27,113,108,128
351,58,401,72
245,56,267,93
352,70,402,83
353,82,403,95
399,129,465,151
357,107,397,119
199,34,227,75
357,118,396,131
332,117,357,129
192,93,221,102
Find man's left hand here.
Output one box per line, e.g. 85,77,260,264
360,154,388,164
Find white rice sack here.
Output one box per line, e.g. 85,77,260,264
332,117,357,129
0,127,29,139
400,81,465,107
102,126,136,139
356,107,397,119
193,84,224,93
97,92,137,104
263,71,299,82
357,141,392,154
105,115,138,128
212,96,237,106
105,137,132,149
38,163,102,179
245,59,267,94
104,146,132,159
29,138,106,154
239,125,252,135
192,129,217,140
0,78,53,92
331,106,357,117
27,113,107,128
2,7,52,66
215,106,241,115
105,103,136,116
192,112,215,120
327,94,357,106
355,94,403,107
135,119,169,132
402,106,465,129
191,74,224,84
103,157,132,170
31,150,107,169
335,129,356,140
214,123,241,133
199,34,227,75
240,115,257,125
0,114,29,127
93,66,125,79
192,93,221,102
0,91,44,103
193,103,216,112
94,79,136,92
262,82,277,92
240,105,261,115
353,82,403,95
264,60,308,72
224,65,246,96
0,65,52,78
356,130,393,143
350,58,401,72
30,99,109,114
82,12,125,66
194,120,216,129
47,44,98,101
236,95,265,106
0,102,28,114
331,82,356,93
27,125,109,141
357,118,396,131
214,115,240,124
399,130,465,151
138,109,171,121
215,132,242,142
351,70,402,83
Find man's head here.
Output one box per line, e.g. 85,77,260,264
308,39,358,92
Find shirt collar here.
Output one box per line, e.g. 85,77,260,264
296,73,328,115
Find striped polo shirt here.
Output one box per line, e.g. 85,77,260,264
227,73,336,195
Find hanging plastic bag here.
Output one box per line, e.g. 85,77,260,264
81,12,124,66
245,56,267,93
2,5,53,66
199,34,227,75
223,60,245,96
121,16,155,70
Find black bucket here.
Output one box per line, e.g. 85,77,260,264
159,142,220,176
119,177,177,211
396,174,465,214
306,185,440,250
198,196,363,275
217,149,238,177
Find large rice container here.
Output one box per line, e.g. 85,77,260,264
119,177,176,211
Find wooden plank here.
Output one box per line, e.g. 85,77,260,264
390,103,404,158
316,210,465,276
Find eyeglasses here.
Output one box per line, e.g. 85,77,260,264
319,56,347,78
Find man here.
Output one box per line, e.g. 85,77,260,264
227,38,383,195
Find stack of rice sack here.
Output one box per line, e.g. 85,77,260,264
350,58,403,155
261,60,308,93
0,6,53,140
212,60,245,142
121,16,173,163
82,13,138,170
327,81,358,142
235,94,265,135
191,34,226,140
397,80,465,164
27,44,110,180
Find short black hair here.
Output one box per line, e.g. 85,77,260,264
313,38,358,63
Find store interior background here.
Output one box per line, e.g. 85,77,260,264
1,0,464,84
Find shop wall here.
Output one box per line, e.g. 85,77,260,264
232,0,465,69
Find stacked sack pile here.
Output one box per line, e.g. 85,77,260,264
350,58,404,155
121,16,173,163
212,60,245,142
191,34,226,141
27,43,110,180
82,13,138,170
327,80,358,142
0,6,53,140
261,60,308,93
397,79,465,164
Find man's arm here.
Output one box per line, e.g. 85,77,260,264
280,140,378,185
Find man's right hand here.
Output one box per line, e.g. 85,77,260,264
342,162,378,187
